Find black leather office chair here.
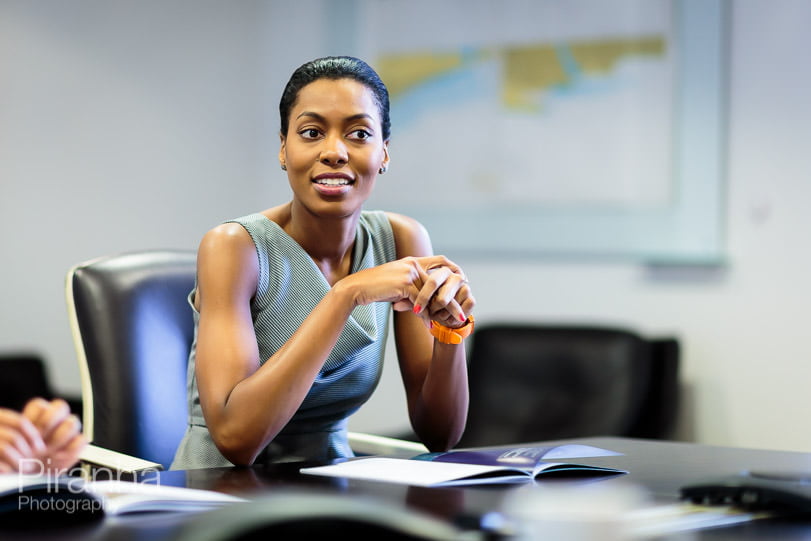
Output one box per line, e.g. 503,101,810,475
65,250,197,469
456,323,680,448
65,250,424,470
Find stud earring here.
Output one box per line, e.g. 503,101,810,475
378,165,387,174
280,164,287,171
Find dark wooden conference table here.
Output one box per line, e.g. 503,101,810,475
5,436,811,540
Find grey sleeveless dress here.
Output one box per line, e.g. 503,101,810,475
170,210,396,470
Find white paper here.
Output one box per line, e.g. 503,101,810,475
1,474,246,515
87,480,246,514
301,457,529,487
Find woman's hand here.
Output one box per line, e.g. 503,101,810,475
343,254,474,328
411,261,474,329
340,255,434,308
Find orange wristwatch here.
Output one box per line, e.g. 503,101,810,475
429,315,475,345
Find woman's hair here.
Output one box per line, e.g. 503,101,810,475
279,56,391,141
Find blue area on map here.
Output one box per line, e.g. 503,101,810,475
388,48,499,132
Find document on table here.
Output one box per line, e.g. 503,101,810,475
300,455,624,487
302,457,511,487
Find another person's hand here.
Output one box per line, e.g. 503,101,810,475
0,406,46,474
21,398,86,474
1,398,86,474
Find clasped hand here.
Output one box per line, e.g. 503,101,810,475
350,255,474,329
0,398,87,474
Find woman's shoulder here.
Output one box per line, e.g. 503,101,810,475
202,206,286,247
201,221,253,247
197,223,256,268
195,222,260,297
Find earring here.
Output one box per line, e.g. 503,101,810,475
378,165,387,174
280,164,287,171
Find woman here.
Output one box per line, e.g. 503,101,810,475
0,398,86,474
171,56,475,469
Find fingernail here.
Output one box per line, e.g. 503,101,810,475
413,305,421,314
459,314,466,322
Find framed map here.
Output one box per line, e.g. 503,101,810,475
325,0,727,263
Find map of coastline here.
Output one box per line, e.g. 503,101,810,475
364,28,673,210
377,35,665,114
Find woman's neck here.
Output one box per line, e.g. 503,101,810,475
269,201,359,284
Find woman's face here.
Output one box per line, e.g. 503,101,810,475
279,78,389,219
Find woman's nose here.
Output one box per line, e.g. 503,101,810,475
319,135,348,165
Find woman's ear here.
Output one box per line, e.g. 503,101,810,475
278,133,287,170
381,142,390,170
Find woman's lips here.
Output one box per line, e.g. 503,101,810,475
312,175,354,196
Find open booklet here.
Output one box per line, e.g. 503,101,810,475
0,474,246,519
301,444,627,487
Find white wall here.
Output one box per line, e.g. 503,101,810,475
2,1,811,452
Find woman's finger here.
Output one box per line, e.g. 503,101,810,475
427,274,469,322
428,299,465,327
419,255,462,275
415,266,465,313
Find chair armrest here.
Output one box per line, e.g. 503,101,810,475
79,444,164,477
347,432,427,457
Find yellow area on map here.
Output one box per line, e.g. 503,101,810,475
504,36,666,111
569,36,665,74
502,44,565,111
376,35,665,113
376,52,465,100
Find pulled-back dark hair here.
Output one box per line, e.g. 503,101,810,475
279,56,391,141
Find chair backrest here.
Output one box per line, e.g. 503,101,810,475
65,250,197,468
457,324,680,448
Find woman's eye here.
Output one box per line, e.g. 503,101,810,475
300,128,321,139
349,129,372,141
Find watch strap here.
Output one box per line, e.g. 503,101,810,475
429,315,475,345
